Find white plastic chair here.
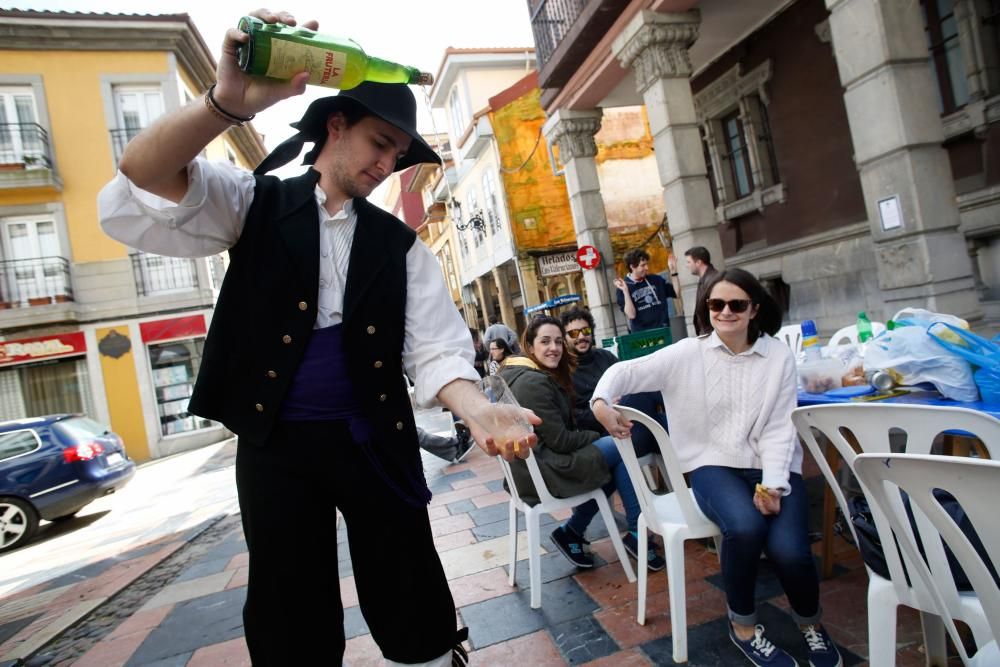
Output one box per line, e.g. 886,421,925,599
854,453,1000,666
611,405,721,664
828,321,886,346
792,403,1000,666
774,323,804,357
497,448,636,609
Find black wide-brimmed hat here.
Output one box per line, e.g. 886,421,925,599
254,82,441,175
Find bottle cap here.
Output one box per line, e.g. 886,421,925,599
858,311,866,318
801,320,817,337
416,72,434,86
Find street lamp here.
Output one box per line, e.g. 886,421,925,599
450,199,486,233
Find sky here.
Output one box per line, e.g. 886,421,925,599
8,1,537,154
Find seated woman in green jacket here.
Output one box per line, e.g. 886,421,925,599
499,315,662,570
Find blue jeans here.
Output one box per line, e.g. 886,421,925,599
565,436,641,536
690,466,821,626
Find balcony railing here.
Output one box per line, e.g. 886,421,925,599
131,253,200,296
0,123,54,170
530,0,587,69
110,128,142,169
0,256,73,307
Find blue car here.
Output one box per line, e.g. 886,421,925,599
0,414,135,552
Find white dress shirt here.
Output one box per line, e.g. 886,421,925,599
98,158,477,407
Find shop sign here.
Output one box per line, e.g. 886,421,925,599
0,332,86,366
538,251,581,277
140,314,207,343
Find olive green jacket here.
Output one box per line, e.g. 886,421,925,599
499,357,610,506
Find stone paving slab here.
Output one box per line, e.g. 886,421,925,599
0,443,941,666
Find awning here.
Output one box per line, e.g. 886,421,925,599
524,294,582,315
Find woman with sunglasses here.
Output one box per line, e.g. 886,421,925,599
499,316,644,570
591,269,842,667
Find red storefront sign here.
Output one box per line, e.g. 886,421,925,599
140,314,207,343
0,332,87,366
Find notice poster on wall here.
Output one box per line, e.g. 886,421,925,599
878,195,903,232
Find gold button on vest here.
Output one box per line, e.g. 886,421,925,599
366,325,376,334
255,403,264,412
282,335,292,344
298,301,308,311
379,394,388,401
374,360,383,369
395,421,404,430
266,370,277,378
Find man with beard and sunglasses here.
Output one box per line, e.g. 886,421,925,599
561,306,667,571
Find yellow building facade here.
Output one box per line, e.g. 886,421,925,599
0,10,265,461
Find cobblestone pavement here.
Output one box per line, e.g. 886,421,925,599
0,411,936,666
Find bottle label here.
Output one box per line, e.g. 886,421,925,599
267,40,347,87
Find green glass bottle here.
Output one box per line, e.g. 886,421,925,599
236,16,433,90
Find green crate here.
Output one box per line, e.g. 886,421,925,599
602,326,672,360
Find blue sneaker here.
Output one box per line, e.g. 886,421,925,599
800,624,843,667
729,623,797,667
622,532,666,571
550,525,593,568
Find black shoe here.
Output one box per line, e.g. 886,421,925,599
550,526,594,568
622,532,666,571
452,426,475,463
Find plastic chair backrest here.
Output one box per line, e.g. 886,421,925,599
775,324,804,356
828,321,886,346
495,447,559,507
612,405,703,527
792,404,1000,562
855,453,1000,663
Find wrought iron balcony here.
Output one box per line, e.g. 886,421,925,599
110,128,142,169
0,256,73,307
0,123,59,188
529,0,625,89
131,253,200,296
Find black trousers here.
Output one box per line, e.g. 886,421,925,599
235,420,458,665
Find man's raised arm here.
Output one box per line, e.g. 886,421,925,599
118,8,316,203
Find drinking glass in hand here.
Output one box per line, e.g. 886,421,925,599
463,375,534,459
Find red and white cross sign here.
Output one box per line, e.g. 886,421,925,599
576,245,601,270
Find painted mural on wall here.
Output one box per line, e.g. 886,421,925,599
489,82,672,280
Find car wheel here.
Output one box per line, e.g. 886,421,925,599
0,497,39,553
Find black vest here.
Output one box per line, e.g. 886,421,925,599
189,168,428,504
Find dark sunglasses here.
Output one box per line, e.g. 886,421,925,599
565,326,593,339
706,298,752,314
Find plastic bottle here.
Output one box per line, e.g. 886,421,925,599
801,319,821,361
857,311,873,343
236,16,433,90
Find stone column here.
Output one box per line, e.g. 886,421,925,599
492,263,517,327
613,10,723,332
825,0,978,318
542,109,623,341
474,276,495,328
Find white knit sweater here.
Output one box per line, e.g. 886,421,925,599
592,332,802,492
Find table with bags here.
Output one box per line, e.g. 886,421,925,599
796,314,1000,577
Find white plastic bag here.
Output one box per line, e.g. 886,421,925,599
864,325,978,402
892,308,969,342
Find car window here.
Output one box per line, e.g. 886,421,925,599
53,417,108,441
0,430,40,460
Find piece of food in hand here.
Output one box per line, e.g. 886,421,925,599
755,483,770,499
